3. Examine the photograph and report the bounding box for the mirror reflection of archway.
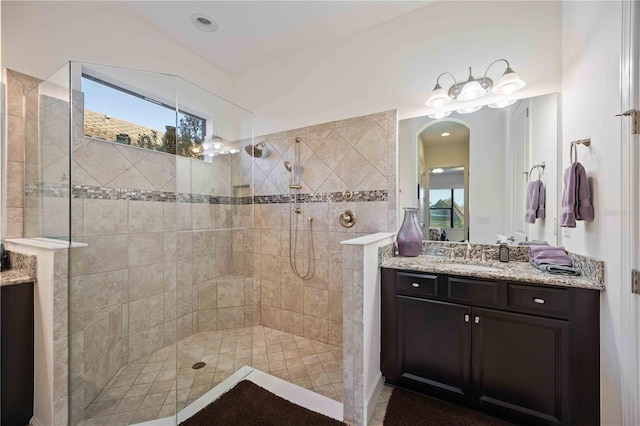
[416,120,470,242]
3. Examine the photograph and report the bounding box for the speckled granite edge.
[378,241,528,263]
[0,269,34,287]
[568,252,604,285]
[379,241,605,289]
[8,251,37,279]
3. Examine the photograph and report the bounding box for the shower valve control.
[339,210,356,228]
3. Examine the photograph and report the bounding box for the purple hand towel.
[574,162,594,220]
[525,180,546,224]
[561,162,593,227]
[529,245,573,266]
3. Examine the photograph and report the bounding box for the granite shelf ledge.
[380,254,605,291]
[0,269,34,287]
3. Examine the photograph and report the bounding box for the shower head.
[244,143,268,158]
[284,161,293,172]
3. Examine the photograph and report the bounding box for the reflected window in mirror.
[429,188,465,229]
[81,74,207,159]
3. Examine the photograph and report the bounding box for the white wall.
[561,2,623,424]
[1,1,233,101]
[234,1,562,136]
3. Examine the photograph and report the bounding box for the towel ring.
[528,163,545,181]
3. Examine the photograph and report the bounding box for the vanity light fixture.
[456,105,483,115]
[425,59,526,107]
[488,99,517,109]
[427,111,452,120]
[431,168,444,174]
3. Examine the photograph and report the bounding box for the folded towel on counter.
[561,162,594,227]
[518,240,549,246]
[525,180,546,223]
[530,260,580,276]
[529,245,573,266]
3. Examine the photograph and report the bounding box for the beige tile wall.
[4,70,41,239]
[239,110,397,347]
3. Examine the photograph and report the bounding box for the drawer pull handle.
[411,283,420,288]
[533,298,545,304]
[474,316,480,324]
[464,314,469,323]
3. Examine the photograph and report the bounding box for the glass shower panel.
[61,62,254,425]
[26,63,72,241]
[172,77,254,422]
[68,63,179,425]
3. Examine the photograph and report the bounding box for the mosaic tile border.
[25,183,387,205]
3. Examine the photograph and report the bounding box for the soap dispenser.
[499,243,509,263]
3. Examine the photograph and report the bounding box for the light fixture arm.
[434,72,458,89]
[483,58,511,79]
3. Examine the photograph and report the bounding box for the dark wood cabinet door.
[1,282,35,426]
[398,296,472,401]
[472,307,569,425]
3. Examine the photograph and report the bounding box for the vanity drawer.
[448,277,498,306]
[397,272,438,298]
[508,284,569,317]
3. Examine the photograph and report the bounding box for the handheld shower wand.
[286,137,314,280]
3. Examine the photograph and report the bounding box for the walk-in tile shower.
[19,60,397,425]
[29,62,266,425]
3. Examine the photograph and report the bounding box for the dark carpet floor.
[383,387,515,426]
[179,380,346,426]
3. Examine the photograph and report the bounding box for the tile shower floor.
[83,325,344,425]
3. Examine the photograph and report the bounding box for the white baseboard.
[364,372,385,424]
[131,366,344,425]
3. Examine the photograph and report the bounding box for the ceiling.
[127,1,432,74]
[419,121,470,148]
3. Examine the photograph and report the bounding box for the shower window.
[81,73,206,159]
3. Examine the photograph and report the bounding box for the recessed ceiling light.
[191,13,218,33]
[441,132,450,137]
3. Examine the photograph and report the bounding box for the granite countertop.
[380,254,605,291]
[0,269,35,287]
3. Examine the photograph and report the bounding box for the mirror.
[399,93,559,245]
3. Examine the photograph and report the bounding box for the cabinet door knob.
[464,314,470,323]
[474,316,480,324]
[411,283,420,288]
[533,298,545,304]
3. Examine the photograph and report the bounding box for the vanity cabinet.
[381,268,600,426]
[1,281,35,426]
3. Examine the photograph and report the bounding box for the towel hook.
[570,137,591,164]
[528,162,546,181]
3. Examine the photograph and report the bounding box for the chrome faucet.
[481,247,490,262]
[444,247,456,260]
[464,240,472,260]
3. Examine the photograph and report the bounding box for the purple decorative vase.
[397,207,423,257]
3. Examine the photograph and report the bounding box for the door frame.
[620,0,640,423]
